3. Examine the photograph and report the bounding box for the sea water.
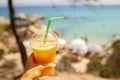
[0,6,120,44]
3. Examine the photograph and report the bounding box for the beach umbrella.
[88,44,103,53]
[58,38,67,49]
[71,39,88,55]
[58,38,67,46]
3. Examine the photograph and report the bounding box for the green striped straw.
[43,17,64,44]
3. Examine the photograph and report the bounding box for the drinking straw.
[44,17,64,44]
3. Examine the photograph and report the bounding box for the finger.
[25,53,36,71]
[24,65,42,80]
[26,65,43,74]
[43,63,56,68]
[33,77,39,80]
[28,53,36,65]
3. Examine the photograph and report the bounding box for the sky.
[0,0,120,7]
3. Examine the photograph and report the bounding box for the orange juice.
[32,42,57,76]
[30,31,57,77]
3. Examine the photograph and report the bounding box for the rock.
[17,13,45,23]
[34,21,43,28]
[17,27,26,33]
[17,13,28,20]
[0,32,16,53]
[29,24,46,32]
[29,15,39,22]
[52,29,62,37]
[0,42,8,53]
[16,13,32,26]
[29,25,39,32]
[72,58,90,73]
[0,16,9,24]
[28,14,45,22]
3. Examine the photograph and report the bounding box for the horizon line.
[1,4,120,8]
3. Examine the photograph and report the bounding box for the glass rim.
[31,30,57,39]
[30,31,58,45]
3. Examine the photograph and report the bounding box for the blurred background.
[0,0,120,80]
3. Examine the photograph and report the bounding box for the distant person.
[20,53,55,80]
[112,34,117,42]
[69,38,88,60]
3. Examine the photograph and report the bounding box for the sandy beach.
[0,53,112,80]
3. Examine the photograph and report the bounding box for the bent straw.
[44,17,64,44]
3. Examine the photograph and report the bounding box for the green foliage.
[111,39,120,50]
[100,61,117,78]
[87,58,103,72]
[62,55,72,67]
[88,40,120,78]
[56,55,75,72]
[100,40,120,78]
[0,24,10,32]
[2,60,16,69]
[0,48,5,58]
[8,47,19,53]
[0,24,29,32]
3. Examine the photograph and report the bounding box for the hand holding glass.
[30,31,57,77]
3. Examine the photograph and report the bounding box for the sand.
[0,53,113,80]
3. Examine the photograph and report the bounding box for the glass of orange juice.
[30,31,57,77]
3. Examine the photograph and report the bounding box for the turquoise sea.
[0,6,120,44]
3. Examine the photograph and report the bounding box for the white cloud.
[0,0,69,7]
[100,0,120,5]
[0,0,7,7]
[0,0,120,7]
